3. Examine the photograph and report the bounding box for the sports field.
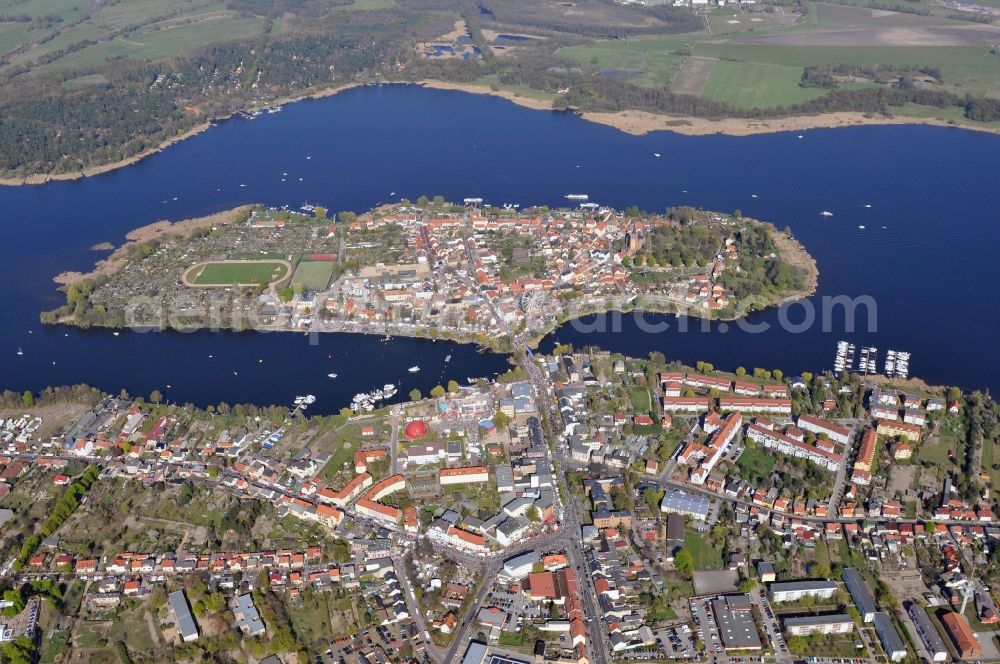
[291,261,335,292]
[183,260,291,287]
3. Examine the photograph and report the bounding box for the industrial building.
[712,595,763,651]
[660,489,710,521]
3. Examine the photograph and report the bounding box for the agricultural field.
[557,1,1000,112]
[330,0,397,11]
[291,260,336,292]
[700,60,829,109]
[0,0,265,74]
[703,6,799,36]
[558,40,685,89]
[185,260,291,287]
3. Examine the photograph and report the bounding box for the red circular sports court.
[404,420,428,439]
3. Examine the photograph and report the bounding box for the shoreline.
[53,206,252,286]
[417,81,1000,138]
[48,205,817,349]
[0,82,366,188]
[0,122,213,187]
[3,81,1000,186]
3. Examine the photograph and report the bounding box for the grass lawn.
[700,60,827,109]
[704,7,794,36]
[811,540,832,574]
[190,260,289,286]
[736,446,776,483]
[291,260,335,291]
[472,78,556,102]
[30,9,264,74]
[38,630,70,664]
[287,592,333,650]
[61,74,111,90]
[318,418,375,481]
[689,43,1000,98]
[330,0,396,11]
[106,607,158,654]
[557,40,684,89]
[789,634,865,658]
[684,531,723,571]
[630,387,652,413]
[917,433,962,478]
[74,622,109,649]
[558,27,1000,113]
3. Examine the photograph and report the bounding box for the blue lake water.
[2,84,999,410]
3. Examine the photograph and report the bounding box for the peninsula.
[42,199,816,350]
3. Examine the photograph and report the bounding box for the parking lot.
[655,624,699,659]
[325,620,427,663]
[751,587,788,657]
[690,597,725,658]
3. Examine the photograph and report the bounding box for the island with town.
[42,199,817,349]
[2,342,1000,664]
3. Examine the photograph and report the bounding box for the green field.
[700,60,828,109]
[558,20,1000,113]
[286,592,333,650]
[330,0,397,10]
[917,416,964,470]
[189,261,289,286]
[736,446,776,484]
[0,0,265,74]
[291,260,336,292]
[684,531,723,570]
[690,43,1000,98]
[558,40,684,89]
[630,387,652,413]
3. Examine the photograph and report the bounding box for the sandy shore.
[4,79,998,186]
[578,108,1000,137]
[54,206,251,285]
[415,80,556,112]
[418,81,1000,138]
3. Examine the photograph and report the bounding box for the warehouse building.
[660,489,710,521]
[712,595,763,651]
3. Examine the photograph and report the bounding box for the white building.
[770,580,838,603]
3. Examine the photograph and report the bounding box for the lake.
[3,84,999,411]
